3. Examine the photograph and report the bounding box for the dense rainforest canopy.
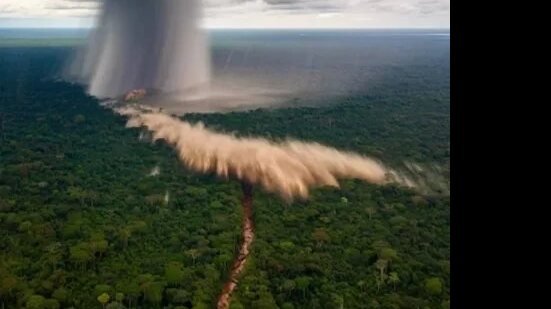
[0,46,449,309]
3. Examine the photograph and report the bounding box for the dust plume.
[65,0,210,100]
[118,107,406,201]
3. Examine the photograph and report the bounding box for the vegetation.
[0,44,449,309]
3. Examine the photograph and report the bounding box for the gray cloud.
[262,0,342,12]
[0,0,449,28]
[3,0,450,16]
[45,3,98,11]
[204,0,449,15]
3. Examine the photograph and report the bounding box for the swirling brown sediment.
[122,109,393,201]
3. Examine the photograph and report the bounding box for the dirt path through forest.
[217,182,255,309]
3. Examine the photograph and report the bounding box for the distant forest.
[0,45,449,309]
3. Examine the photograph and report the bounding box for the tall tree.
[375,259,389,293]
[388,272,400,290]
[97,293,110,309]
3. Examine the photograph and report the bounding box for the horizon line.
[0,26,450,31]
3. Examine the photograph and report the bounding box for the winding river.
[217,182,255,309]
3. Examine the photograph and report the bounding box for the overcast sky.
[0,0,450,29]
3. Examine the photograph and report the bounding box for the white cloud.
[316,13,344,18]
[0,0,449,28]
[0,0,98,18]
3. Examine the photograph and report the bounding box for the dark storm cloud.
[66,0,210,99]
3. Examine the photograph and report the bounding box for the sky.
[0,0,450,29]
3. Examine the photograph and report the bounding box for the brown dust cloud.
[116,106,411,201]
